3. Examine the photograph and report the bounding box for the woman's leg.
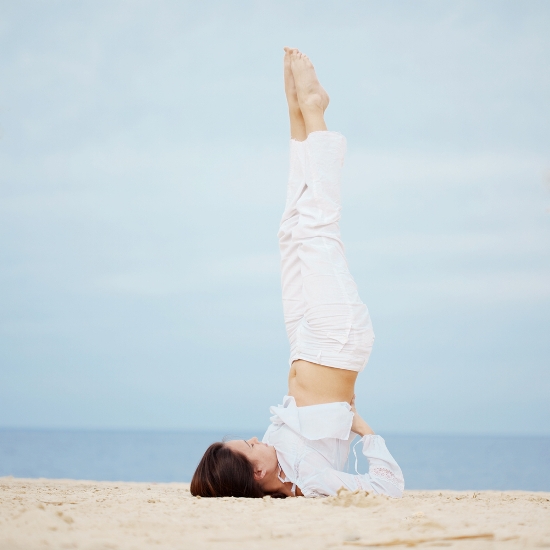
[279,141,306,347]
[290,50,329,136]
[287,51,375,406]
[279,49,307,348]
[284,48,307,142]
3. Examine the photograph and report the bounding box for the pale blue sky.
[1,0,549,434]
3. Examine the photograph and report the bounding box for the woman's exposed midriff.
[288,359,357,407]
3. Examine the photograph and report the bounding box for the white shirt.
[262,396,404,498]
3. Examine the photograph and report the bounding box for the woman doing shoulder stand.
[191,48,404,499]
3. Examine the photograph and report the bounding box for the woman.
[191,48,404,499]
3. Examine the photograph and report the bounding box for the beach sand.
[1,477,549,549]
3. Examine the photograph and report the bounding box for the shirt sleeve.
[300,435,404,498]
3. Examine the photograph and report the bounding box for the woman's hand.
[350,395,375,437]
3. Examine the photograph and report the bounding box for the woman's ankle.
[289,108,307,141]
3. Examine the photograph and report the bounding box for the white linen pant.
[278,131,375,373]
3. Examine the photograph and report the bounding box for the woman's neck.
[262,466,298,497]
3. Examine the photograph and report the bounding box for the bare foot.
[284,47,307,140]
[289,50,330,114]
[283,47,300,115]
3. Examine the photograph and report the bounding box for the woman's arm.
[350,399,404,494]
[299,398,403,498]
[301,434,404,498]
[350,395,375,436]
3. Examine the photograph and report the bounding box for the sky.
[1,0,549,435]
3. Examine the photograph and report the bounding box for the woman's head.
[190,437,281,498]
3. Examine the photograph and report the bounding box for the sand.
[1,477,549,549]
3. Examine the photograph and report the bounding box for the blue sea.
[1,430,548,491]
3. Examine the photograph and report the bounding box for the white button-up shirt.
[262,396,404,498]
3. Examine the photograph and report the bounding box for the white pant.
[278,131,375,373]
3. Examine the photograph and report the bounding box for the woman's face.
[225,437,278,482]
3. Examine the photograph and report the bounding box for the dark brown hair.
[190,442,286,498]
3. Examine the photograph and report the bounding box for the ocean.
[1,429,548,491]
